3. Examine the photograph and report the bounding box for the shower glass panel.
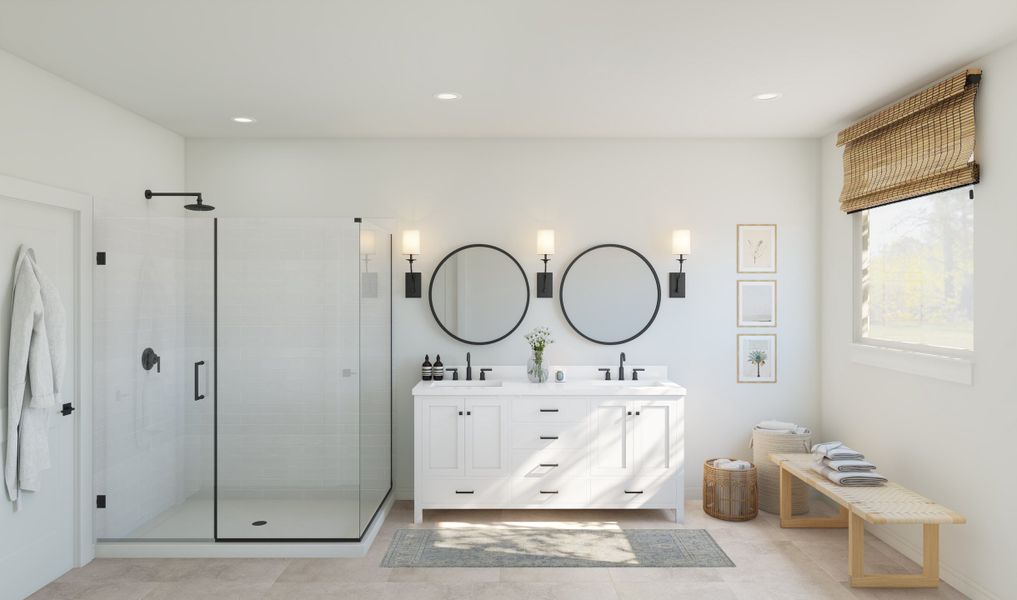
[358,223,391,533]
[216,218,367,540]
[93,217,215,541]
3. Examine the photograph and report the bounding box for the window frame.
[851,189,975,363]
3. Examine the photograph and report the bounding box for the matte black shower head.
[145,189,215,212]
[184,199,215,211]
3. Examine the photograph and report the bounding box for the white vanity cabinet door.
[465,398,510,477]
[589,399,634,477]
[632,400,681,476]
[420,398,466,477]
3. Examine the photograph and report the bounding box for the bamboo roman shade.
[836,69,981,213]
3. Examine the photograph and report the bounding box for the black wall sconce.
[402,230,422,298]
[669,229,690,298]
[536,229,555,298]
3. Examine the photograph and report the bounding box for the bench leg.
[778,465,848,528]
[848,513,940,588]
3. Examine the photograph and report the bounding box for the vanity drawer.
[416,478,510,504]
[512,477,589,506]
[510,449,589,479]
[511,421,589,450]
[511,397,588,423]
[589,476,677,507]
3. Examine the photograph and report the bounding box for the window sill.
[849,343,972,385]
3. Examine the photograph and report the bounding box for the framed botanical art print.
[737,334,776,383]
[737,280,776,327]
[737,224,777,273]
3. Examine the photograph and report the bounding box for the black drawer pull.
[539,490,559,494]
[539,436,559,440]
[538,463,559,468]
[624,490,644,494]
[454,490,474,494]
[539,409,559,413]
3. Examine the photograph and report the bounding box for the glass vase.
[527,350,549,383]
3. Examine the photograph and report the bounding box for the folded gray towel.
[823,458,877,472]
[811,441,864,461]
[811,464,886,486]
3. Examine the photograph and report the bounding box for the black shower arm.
[145,190,202,200]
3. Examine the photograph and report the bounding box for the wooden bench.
[769,453,965,589]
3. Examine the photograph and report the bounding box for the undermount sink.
[430,380,503,388]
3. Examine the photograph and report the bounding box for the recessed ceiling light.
[433,92,462,101]
[232,116,256,123]
[753,92,783,101]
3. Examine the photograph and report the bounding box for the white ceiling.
[1,1,1015,138]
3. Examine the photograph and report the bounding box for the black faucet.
[466,352,472,381]
[618,352,626,381]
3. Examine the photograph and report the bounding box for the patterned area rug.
[381,528,734,568]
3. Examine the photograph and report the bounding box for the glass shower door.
[358,223,392,534]
[215,218,361,540]
[93,217,215,541]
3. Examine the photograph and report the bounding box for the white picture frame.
[738,334,776,383]
[737,224,777,273]
[737,280,776,327]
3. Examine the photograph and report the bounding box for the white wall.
[819,41,1017,600]
[0,49,184,217]
[186,138,822,500]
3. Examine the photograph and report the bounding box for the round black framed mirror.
[428,244,531,345]
[559,244,661,345]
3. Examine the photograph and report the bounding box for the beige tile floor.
[30,500,969,600]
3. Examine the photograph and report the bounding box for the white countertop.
[412,379,686,396]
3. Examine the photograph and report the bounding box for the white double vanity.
[412,367,686,524]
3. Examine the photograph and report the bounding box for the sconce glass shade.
[360,230,376,255]
[537,229,556,255]
[402,230,421,255]
[672,229,691,256]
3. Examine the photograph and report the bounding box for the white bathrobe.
[5,246,66,508]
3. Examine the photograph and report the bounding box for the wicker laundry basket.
[703,459,758,521]
[752,427,812,515]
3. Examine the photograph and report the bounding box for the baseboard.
[871,526,1000,600]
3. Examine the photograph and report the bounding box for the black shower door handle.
[194,361,205,401]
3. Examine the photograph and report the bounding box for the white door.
[589,399,632,477]
[632,400,678,476]
[464,398,508,477]
[420,398,465,477]
[0,181,88,600]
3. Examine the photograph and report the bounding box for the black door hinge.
[60,402,75,416]
[96,252,106,265]
[96,495,106,509]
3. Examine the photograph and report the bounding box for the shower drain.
[251,520,267,527]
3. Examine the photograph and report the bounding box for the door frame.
[0,173,94,567]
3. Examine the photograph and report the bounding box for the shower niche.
[93,217,392,543]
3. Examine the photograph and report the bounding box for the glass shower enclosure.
[93,217,391,542]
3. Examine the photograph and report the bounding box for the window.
[859,186,973,352]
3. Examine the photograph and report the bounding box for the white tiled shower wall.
[216,219,361,497]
